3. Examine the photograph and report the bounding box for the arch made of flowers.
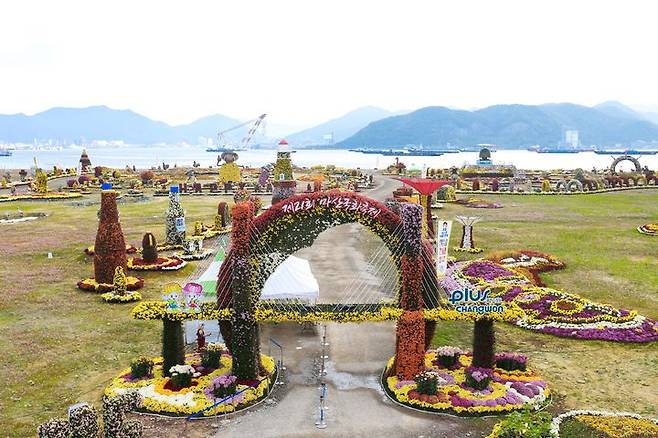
[611,155,641,174]
[217,191,432,380]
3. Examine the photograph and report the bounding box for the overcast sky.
[1,0,657,128]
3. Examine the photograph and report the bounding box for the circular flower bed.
[637,223,658,236]
[77,276,144,293]
[175,249,214,261]
[551,410,658,438]
[84,244,138,256]
[104,352,277,417]
[383,350,548,416]
[127,256,187,271]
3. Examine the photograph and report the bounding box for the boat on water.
[536,148,580,153]
[0,150,12,157]
[349,148,444,156]
[594,149,658,155]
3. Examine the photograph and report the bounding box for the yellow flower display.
[104,353,277,417]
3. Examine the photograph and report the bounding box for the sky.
[1,0,658,130]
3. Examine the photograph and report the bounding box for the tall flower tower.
[271,139,297,205]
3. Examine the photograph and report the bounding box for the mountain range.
[286,106,400,146]
[2,102,658,148]
[337,102,658,148]
[0,106,240,144]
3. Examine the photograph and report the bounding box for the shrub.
[414,370,439,396]
[139,170,155,184]
[201,343,224,369]
[37,418,70,438]
[130,356,154,378]
[120,420,143,438]
[495,409,552,438]
[435,346,462,368]
[69,404,99,438]
[495,353,527,372]
[141,232,158,263]
[102,392,143,438]
[465,366,492,390]
[210,374,237,399]
[169,364,196,388]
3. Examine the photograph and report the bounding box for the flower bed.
[130,300,524,323]
[0,192,82,203]
[383,350,549,416]
[84,244,138,256]
[127,256,187,271]
[101,291,142,303]
[439,257,658,343]
[453,246,483,254]
[455,197,503,208]
[175,249,214,261]
[637,223,658,236]
[551,410,658,438]
[104,352,277,416]
[77,276,144,293]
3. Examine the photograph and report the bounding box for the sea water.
[2,146,657,171]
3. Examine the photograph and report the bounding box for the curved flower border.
[78,276,144,293]
[549,410,658,438]
[383,351,549,417]
[127,256,187,271]
[104,353,277,417]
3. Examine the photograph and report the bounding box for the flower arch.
[217,191,431,380]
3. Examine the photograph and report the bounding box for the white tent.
[261,256,319,303]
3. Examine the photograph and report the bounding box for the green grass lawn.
[431,190,658,419]
[0,189,657,436]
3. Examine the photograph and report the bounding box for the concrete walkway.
[209,177,488,437]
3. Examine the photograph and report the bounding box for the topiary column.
[226,201,261,380]
[164,186,185,246]
[472,318,495,368]
[162,319,185,377]
[394,203,425,379]
[94,190,127,284]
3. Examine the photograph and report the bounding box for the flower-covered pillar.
[164,186,186,246]
[271,140,297,205]
[394,203,425,380]
[94,188,128,284]
[228,201,261,380]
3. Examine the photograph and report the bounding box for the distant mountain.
[338,103,658,148]
[286,106,397,146]
[0,106,241,144]
[594,101,645,120]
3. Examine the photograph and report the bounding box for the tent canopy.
[261,255,319,302]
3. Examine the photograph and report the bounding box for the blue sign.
[448,287,503,314]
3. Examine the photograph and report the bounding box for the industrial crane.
[206,113,267,152]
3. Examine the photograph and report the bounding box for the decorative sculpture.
[454,216,483,253]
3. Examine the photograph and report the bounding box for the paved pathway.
[208,177,488,437]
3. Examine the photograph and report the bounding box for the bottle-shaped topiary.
[94,190,128,284]
[141,233,158,263]
[164,186,185,246]
[112,267,127,295]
